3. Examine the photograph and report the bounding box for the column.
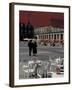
[63,34,64,40]
[56,34,57,42]
[59,34,61,43]
[53,34,54,41]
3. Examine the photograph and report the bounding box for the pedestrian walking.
[32,39,37,56]
[28,40,33,56]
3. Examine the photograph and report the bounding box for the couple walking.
[28,39,37,56]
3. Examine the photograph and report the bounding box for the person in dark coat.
[28,40,33,56]
[33,39,37,56]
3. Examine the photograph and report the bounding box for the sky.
[19,11,64,28]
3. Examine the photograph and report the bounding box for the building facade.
[34,26,64,46]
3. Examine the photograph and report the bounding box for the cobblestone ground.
[19,41,64,79]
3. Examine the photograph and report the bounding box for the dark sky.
[19,11,64,28]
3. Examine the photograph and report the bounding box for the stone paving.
[19,41,64,79]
